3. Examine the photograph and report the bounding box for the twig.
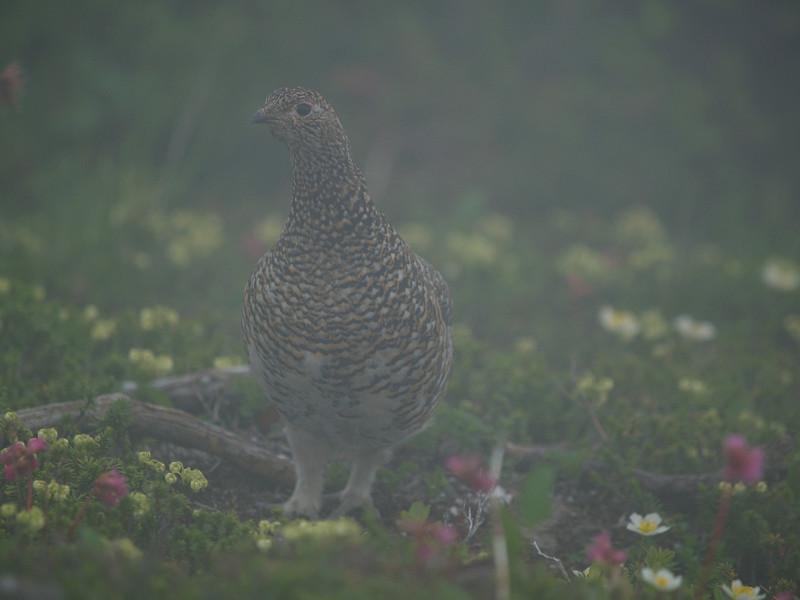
[552,355,609,443]
[531,540,570,582]
[462,493,490,543]
[489,440,509,600]
[694,484,732,600]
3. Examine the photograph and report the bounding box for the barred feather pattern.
[242,87,453,517]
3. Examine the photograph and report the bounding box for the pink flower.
[445,454,497,493]
[93,469,129,507]
[430,523,459,545]
[774,593,793,600]
[28,438,47,452]
[398,517,458,566]
[566,272,595,300]
[239,234,266,262]
[586,531,627,565]
[723,434,764,484]
[2,439,47,481]
[0,61,25,109]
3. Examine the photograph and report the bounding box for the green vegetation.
[1,1,799,597]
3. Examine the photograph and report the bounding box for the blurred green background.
[2,0,799,317]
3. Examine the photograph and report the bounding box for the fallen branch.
[12,394,295,486]
[122,365,252,417]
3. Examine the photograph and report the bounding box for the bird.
[242,87,453,518]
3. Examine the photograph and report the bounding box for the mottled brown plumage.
[242,87,453,517]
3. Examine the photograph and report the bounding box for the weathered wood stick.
[12,393,295,486]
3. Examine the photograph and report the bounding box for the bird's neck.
[285,154,382,239]
[288,140,359,194]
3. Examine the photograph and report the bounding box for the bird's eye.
[296,103,312,116]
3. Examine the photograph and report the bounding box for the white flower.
[572,566,592,578]
[598,306,641,340]
[761,258,800,291]
[641,567,683,592]
[721,579,766,600]
[626,512,670,536]
[674,314,716,342]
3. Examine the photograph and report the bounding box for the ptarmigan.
[242,87,453,517]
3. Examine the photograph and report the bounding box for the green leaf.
[518,465,554,527]
[404,501,430,522]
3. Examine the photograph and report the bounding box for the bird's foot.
[280,492,321,520]
[328,490,380,520]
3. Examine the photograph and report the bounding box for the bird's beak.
[252,107,273,124]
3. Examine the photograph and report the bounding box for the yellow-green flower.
[479,214,514,244]
[128,348,174,377]
[106,537,143,561]
[514,337,537,354]
[641,567,682,591]
[577,372,614,407]
[139,306,179,330]
[615,206,667,244]
[446,231,499,267]
[257,520,278,536]
[721,579,766,600]
[678,377,711,395]
[16,506,45,532]
[213,355,241,369]
[181,468,208,492]
[557,245,613,281]
[157,211,223,267]
[37,428,59,445]
[48,481,70,502]
[1,503,17,517]
[91,318,117,341]
[626,512,670,536]
[128,491,150,517]
[256,537,273,552]
[281,518,362,544]
[73,433,97,447]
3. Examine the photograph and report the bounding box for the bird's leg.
[282,425,330,518]
[331,447,392,517]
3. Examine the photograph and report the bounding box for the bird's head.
[253,87,351,159]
